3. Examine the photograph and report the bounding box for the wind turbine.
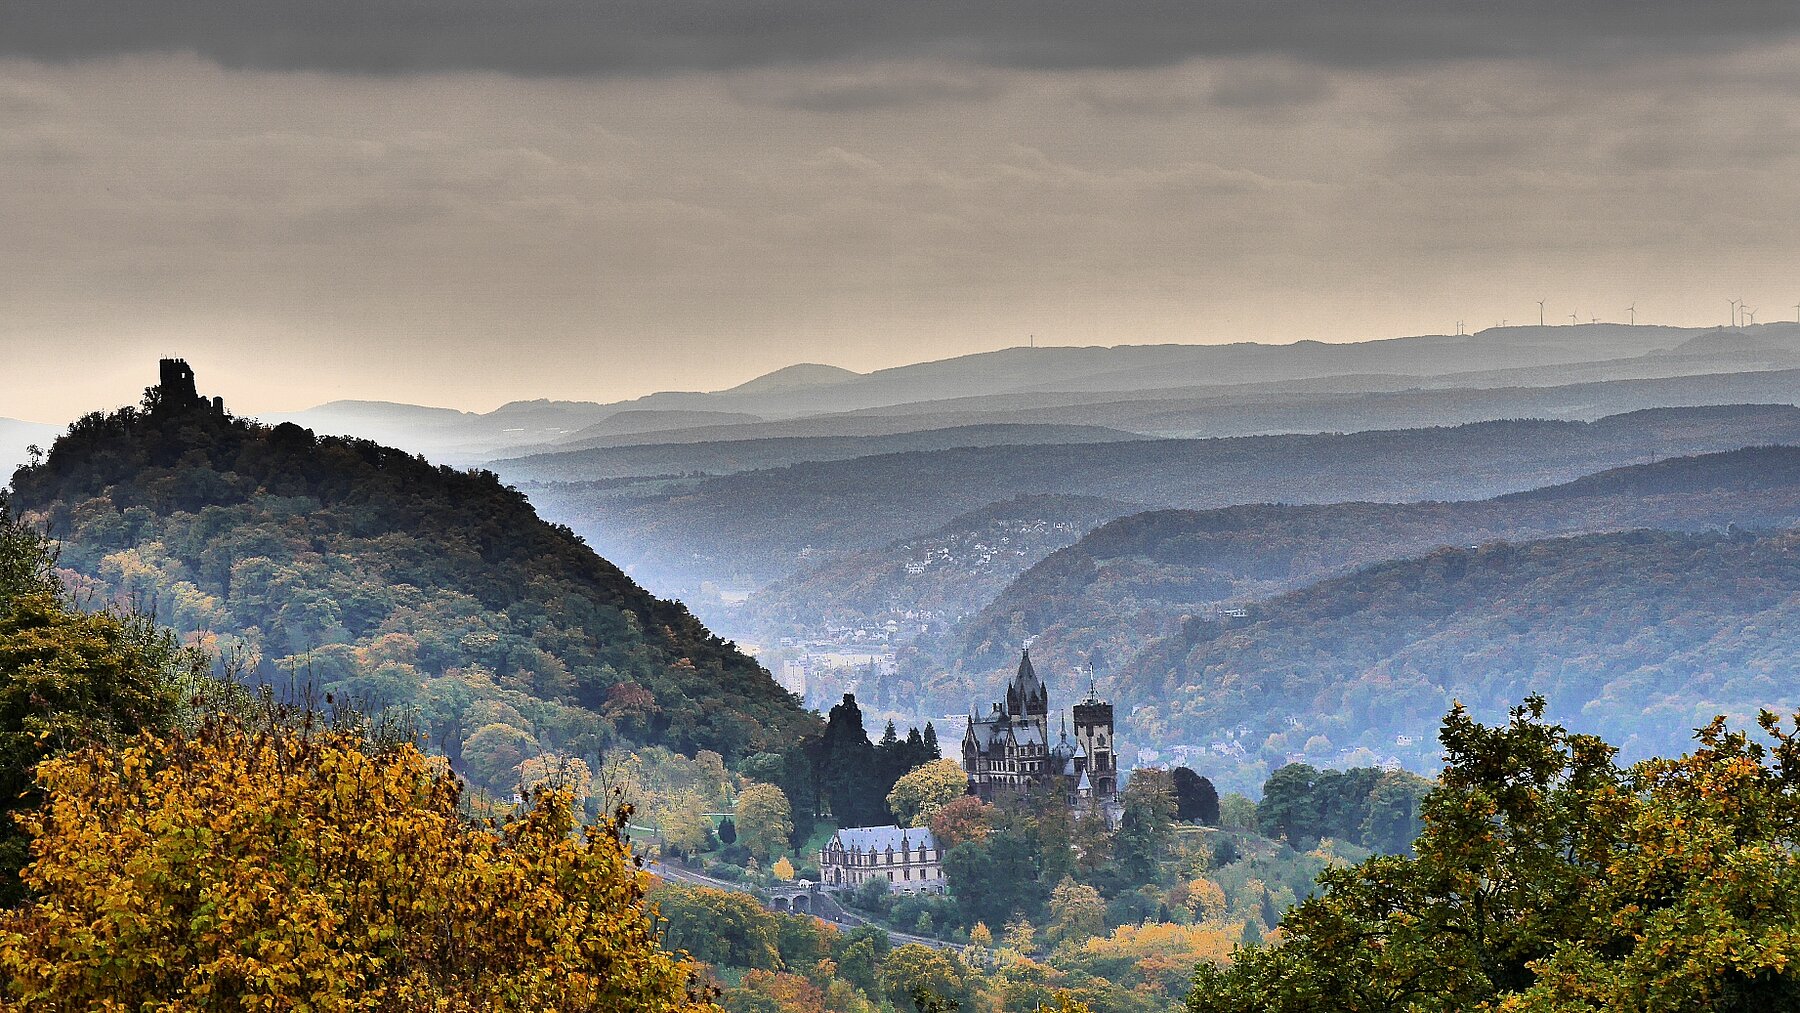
[1626,304,1636,325]
[1537,299,1546,326]
[1456,320,1465,336]
[1738,297,1747,327]
[1745,307,1757,326]
[1570,313,1578,325]
[1730,298,1740,327]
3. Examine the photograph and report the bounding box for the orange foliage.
[0,715,718,1012]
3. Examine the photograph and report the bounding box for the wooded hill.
[952,444,1800,679]
[5,367,818,788]
[1119,527,1800,775]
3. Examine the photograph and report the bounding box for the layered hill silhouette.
[264,324,1800,465]
[1114,527,1800,783]
[951,445,1800,679]
[545,404,1800,601]
[6,362,816,779]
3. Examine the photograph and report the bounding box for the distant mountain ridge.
[533,403,1800,602]
[947,443,1800,682]
[490,423,1146,484]
[264,324,1800,463]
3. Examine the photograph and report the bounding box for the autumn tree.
[657,884,784,971]
[1190,697,1800,1012]
[0,504,198,904]
[661,792,717,856]
[929,795,994,848]
[878,944,973,1012]
[723,970,824,1013]
[736,782,795,860]
[887,758,968,828]
[1046,877,1106,946]
[0,713,716,1011]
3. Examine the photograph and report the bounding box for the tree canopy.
[0,712,716,1011]
[1190,698,1800,1012]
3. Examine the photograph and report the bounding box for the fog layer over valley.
[205,323,1800,795]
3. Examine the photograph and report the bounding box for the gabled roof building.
[819,825,945,894]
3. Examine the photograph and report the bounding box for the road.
[645,859,964,953]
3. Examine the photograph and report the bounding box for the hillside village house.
[819,825,945,895]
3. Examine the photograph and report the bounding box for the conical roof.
[1007,649,1047,715]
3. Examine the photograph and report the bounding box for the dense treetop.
[6,371,818,782]
[1190,699,1800,1011]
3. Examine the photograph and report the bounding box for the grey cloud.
[731,66,1004,111]
[1208,63,1333,108]
[1076,61,1333,118]
[4,2,1799,78]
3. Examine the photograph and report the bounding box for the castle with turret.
[961,649,1118,810]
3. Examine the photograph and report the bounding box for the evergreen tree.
[905,726,927,768]
[717,817,737,845]
[923,722,940,759]
[813,694,886,827]
[1171,767,1221,824]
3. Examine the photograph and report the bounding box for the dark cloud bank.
[7,1,1799,76]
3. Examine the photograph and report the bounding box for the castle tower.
[1005,649,1049,739]
[152,358,220,415]
[1072,680,1116,801]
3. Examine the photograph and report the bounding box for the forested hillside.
[1118,528,1800,781]
[740,494,1138,648]
[953,445,1800,678]
[539,405,1800,600]
[5,368,818,791]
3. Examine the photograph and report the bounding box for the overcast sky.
[3,2,1799,421]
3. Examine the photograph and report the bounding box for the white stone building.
[818,825,946,895]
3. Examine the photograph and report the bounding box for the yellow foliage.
[772,856,796,880]
[519,752,595,801]
[1037,992,1098,1013]
[885,758,969,828]
[1080,921,1239,969]
[0,715,719,1012]
[1184,877,1227,919]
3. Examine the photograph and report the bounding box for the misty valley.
[10,1,1800,1002]
[8,325,1800,1010]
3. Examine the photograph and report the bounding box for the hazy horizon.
[0,319,1786,425]
[4,2,1799,420]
